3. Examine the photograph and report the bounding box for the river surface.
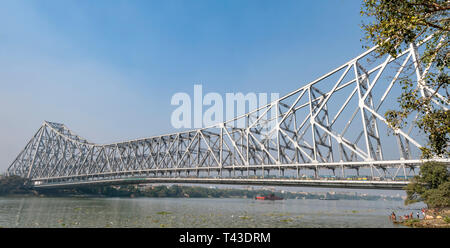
[0,197,425,228]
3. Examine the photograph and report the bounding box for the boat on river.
[255,193,283,201]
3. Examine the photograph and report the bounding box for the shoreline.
[394,218,450,228]
[0,194,402,201]
[0,183,405,201]
[392,208,450,228]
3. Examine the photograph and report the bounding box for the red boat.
[255,193,283,200]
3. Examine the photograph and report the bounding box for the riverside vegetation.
[400,161,450,227]
[360,0,449,228]
[0,175,400,201]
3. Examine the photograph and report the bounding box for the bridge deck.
[33,177,409,190]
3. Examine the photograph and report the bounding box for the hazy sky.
[0,0,384,172]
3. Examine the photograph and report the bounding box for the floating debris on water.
[156,211,172,215]
[280,218,293,223]
[239,216,251,220]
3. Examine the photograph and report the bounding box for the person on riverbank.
[416,212,420,219]
[421,208,427,219]
[390,212,396,221]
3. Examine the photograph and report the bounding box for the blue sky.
[0,0,370,171]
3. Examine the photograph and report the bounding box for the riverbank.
[3,183,403,201]
[393,208,450,228]
[0,175,404,200]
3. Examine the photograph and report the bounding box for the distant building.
[137,184,152,190]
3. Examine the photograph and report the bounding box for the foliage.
[0,175,33,195]
[405,161,450,207]
[4,182,391,200]
[444,215,450,223]
[361,0,449,158]
[422,181,450,207]
[39,185,140,197]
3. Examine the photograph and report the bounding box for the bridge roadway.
[32,176,409,190]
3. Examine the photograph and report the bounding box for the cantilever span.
[7,36,449,189]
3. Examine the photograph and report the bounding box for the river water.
[0,196,425,228]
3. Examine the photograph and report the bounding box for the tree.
[361,0,449,158]
[0,175,32,195]
[405,161,450,207]
[361,0,449,208]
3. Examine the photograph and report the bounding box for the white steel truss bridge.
[6,36,449,190]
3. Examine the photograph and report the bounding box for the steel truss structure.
[6,36,449,188]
